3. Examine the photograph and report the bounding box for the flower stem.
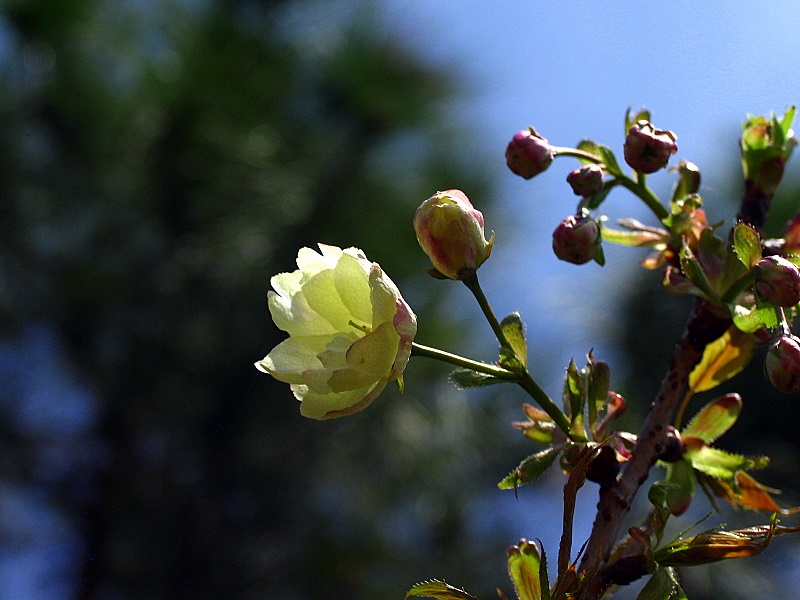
[410,342,517,379]
[461,272,576,439]
[616,175,669,221]
[552,146,605,164]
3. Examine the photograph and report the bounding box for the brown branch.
[577,172,776,598]
[577,301,729,598]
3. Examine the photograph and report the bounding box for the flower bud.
[754,255,800,307]
[566,164,604,197]
[505,128,554,179]
[623,120,678,174]
[413,189,494,280]
[764,334,800,394]
[552,214,602,265]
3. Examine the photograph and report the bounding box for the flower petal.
[255,335,331,383]
[326,321,398,392]
[333,250,372,326]
[296,380,387,420]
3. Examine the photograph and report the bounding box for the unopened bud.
[659,426,685,463]
[505,128,554,179]
[552,214,602,265]
[586,445,620,485]
[754,255,800,307]
[567,164,604,197]
[413,189,494,280]
[764,334,800,394]
[623,120,678,174]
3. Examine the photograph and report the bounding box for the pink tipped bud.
[567,164,604,197]
[623,121,678,174]
[552,214,602,265]
[413,189,494,280]
[754,255,800,307]
[505,128,554,179]
[765,334,800,393]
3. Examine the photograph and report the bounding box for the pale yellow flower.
[256,244,417,419]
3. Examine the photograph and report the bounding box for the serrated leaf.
[501,312,527,367]
[498,447,560,491]
[685,445,752,485]
[688,326,757,393]
[636,567,687,600]
[732,302,779,333]
[406,580,480,600]
[507,540,542,600]
[450,369,507,389]
[664,460,695,517]
[682,394,742,443]
[499,346,524,371]
[732,222,762,267]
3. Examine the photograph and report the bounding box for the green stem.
[462,272,515,352]
[461,272,577,439]
[616,175,669,221]
[410,342,517,379]
[552,146,604,164]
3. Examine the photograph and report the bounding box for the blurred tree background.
[0,0,523,597]
[2,1,800,599]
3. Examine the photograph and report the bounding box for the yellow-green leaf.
[406,580,480,600]
[688,326,757,393]
[507,539,542,600]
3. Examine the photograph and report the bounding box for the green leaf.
[597,145,623,177]
[600,224,666,247]
[732,301,779,333]
[688,326,757,393]
[450,369,506,389]
[626,106,651,136]
[501,312,527,367]
[686,445,753,486]
[499,346,524,371]
[576,139,602,164]
[732,222,762,267]
[562,359,582,418]
[406,580,480,600]
[648,481,677,543]
[498,447,560,491]
[664,460,695,517]
[680,242,719,302]
[507,540,542,600]
[636,567,688,600]
[682,394,742,443]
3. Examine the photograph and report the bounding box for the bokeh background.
[2,1,800,598]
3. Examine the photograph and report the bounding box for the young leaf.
[499,346,524,372]
[732,302,779,333]
[688,326,757,393]
[681,394,742,443]
[450,369,507,389]
[702,471,800,515]
[664,459,695,516]
[680,242,719,302]
[648,481,677,543]
[636,567,688,600]
[562,359,583,423]
[685,445,753,486]
[498,447,560,491]
[501,312,528,367]
[732,222,762,267]
[507,539,542,600]
[406,580,480,600]
[596,145,623,177]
